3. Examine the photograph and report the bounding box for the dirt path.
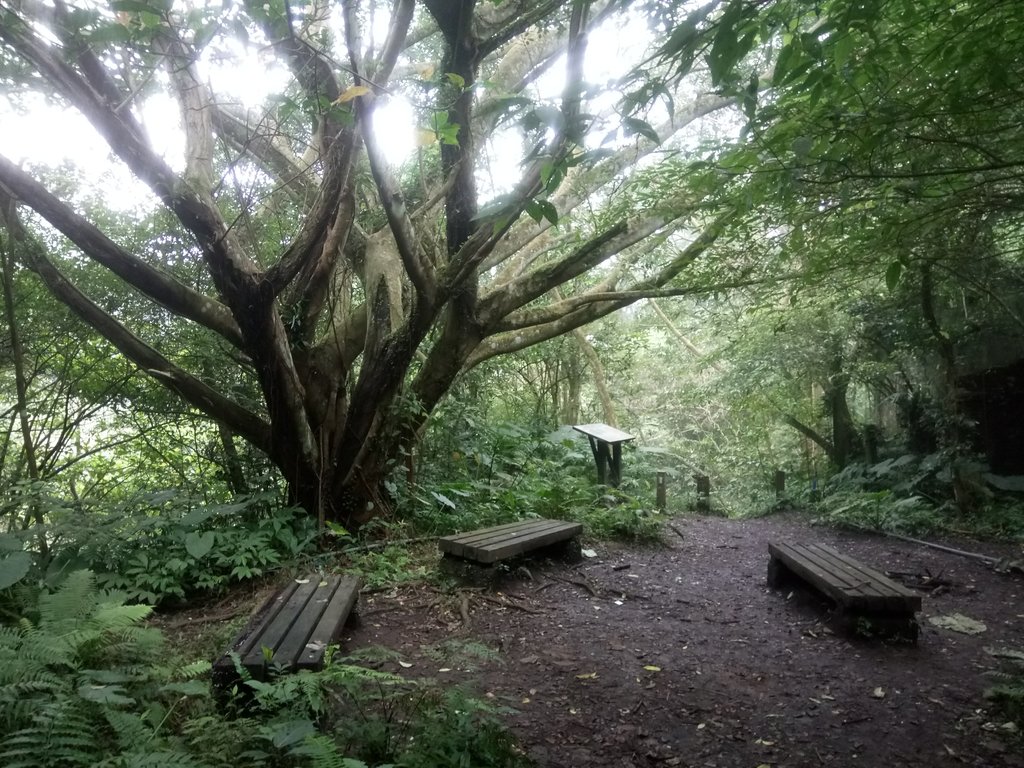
[348,513,1024,768]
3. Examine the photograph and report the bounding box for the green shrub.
[985,648,1024,726]
[46,492,318,604]
[1,573,529,768]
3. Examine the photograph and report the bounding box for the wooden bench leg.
[766,557,793,588]
[835,607,919,643]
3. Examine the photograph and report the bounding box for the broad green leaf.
[431,491,456,509]
[0,551,32,590]
[622,117,660,144]
[184,530,216,559]
[78,683,135,706]
[110,0,168,14]
[884,261,903,291]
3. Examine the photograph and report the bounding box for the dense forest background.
[0,0,1023,764]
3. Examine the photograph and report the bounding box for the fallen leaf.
[643,665,661,672]
[438,668,451,673]
[929,613,987,635]
[576,672,598,679]
[871,687,885,699]
[582,548,598,558]
[697,723,705,730]
[398,661,413,668]
[294,578,310,584]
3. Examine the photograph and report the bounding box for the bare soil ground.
[346,513,1024,768]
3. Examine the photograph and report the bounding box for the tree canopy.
[1,0,1023,529]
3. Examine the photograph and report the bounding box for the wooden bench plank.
[795,546,906,612]
[777,543,906,609]
[242,578,320,669]
[768,542,920,613]
[445,520,572,552]
[439,519,582,564]
[816,545,922,609]
[440,519,568,549]
[214,573,361,693]
[298,574,361,668]
[475,522,582,563]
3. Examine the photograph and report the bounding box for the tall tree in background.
[0,0,734,526]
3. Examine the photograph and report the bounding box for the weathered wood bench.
[212,573,360,696]
[767,542,921,641]
[439,519,583,565]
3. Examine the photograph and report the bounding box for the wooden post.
[656,472,667,511]
[595,440,610,485]
[610,442,623,487]
[774,470,786,498]
[573,424,635,489]
[695,473,710,513]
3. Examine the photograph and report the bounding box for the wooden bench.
[439,519,583,564]
[767,542,921,640]
[212,573,360,695]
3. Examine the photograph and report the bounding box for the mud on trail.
[348,513,1024,768]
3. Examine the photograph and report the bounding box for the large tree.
[0,0,735,526]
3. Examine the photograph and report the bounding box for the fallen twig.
[884,532,999,564]
[668,523,686,541]
[476,593,545,614]
[555,575,599,597]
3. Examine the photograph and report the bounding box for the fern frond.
[38,571,98,626]
[179,660,212,679]
[103,708,154,751]
[290,732,363,768]
[89,603,154,629]
[108,751,209,768]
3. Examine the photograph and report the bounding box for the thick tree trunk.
[824,360,859,468]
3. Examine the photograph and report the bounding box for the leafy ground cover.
[335,513,1024,767]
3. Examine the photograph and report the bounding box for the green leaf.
[82,23,133,44]
[78,683,135,706]
[184,531,215,559]
[445,72,466,89]
[707,1,746,85]
[431,491,456,509]
[525,199,559,227]
[110,0,168,14]
[0,551,32,590]
[621,117,661,144]
[833,32,855,71]
[268,719,316,748]
[884,261,903,291]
